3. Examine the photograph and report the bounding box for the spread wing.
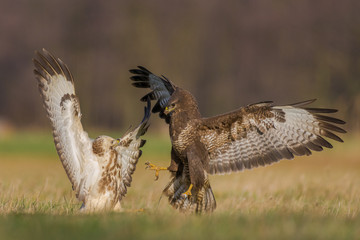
[130,66,176,122]
[198,100,346,175]
[116,98,151,200]
[33,49,92,193]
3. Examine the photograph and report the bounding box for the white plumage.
[33,49,150,212]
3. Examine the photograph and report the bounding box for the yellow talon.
[182,184,193,197]
[145,161,167,180]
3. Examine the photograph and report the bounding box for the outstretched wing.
[198,100,346,175]
[130,66,176,122]
[33,49,92,193]
[116,98,151,200]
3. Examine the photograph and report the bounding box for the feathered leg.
[163,173,216,213]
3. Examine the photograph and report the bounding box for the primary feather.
[130,66,346,214]
[34,50,150,212]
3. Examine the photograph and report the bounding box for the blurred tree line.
[0,0,359,132]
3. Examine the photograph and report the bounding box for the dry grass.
[0,132,359,239]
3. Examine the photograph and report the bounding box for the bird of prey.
[130,66,346,214]
[33,49,150,212]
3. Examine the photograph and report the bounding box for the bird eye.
[171,103,175,107]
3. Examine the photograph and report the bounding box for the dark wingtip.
[305,108,338,113]
[138,66,151,73]
[314,136,333,148]
[248,101,274,107]
[129,66,152,75]
[289,99,317,107]
[132,82,151,88]
[322,129,344,142]
[129,69,144,75]
[319,122,347,134]
[314,114,346,125]
[140,96,151,124]
[135,96,152,138]
[130,66,176,124]
[140,139,146,148]
[140,92,156,102]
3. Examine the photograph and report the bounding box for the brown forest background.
[0,0,360,132]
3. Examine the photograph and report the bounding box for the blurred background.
[0,0,359,135]
[0,1,360,231]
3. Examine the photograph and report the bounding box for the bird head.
[92,136,120,156]
[111,138,121,148]
[163,88,201,118]
[164,101,178,115]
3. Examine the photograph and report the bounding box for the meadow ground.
[0,131,359,239]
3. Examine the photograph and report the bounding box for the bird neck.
[170,109,201,130]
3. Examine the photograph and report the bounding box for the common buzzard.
[130,66,346,214]
[33,49,150,212]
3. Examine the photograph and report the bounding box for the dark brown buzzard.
[130,66,346,214]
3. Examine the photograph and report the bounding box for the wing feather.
[116,98,151,199]
[33,49,92,193]
[130,66,176,123]
[199,100,346,175]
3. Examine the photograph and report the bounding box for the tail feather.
[163,174,216,214]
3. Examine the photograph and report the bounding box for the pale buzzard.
[130,66,346,214]
[33,49,150,212]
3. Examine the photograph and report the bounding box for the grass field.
[0,131,359,239]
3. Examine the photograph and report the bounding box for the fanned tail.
[162,174,216,214]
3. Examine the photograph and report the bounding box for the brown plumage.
[130,66,346,214]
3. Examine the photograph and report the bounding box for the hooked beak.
[113,139,121,147]
[164,106,175,115]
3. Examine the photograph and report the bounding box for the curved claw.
[181,184,193,198]
[145,161,167,181]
